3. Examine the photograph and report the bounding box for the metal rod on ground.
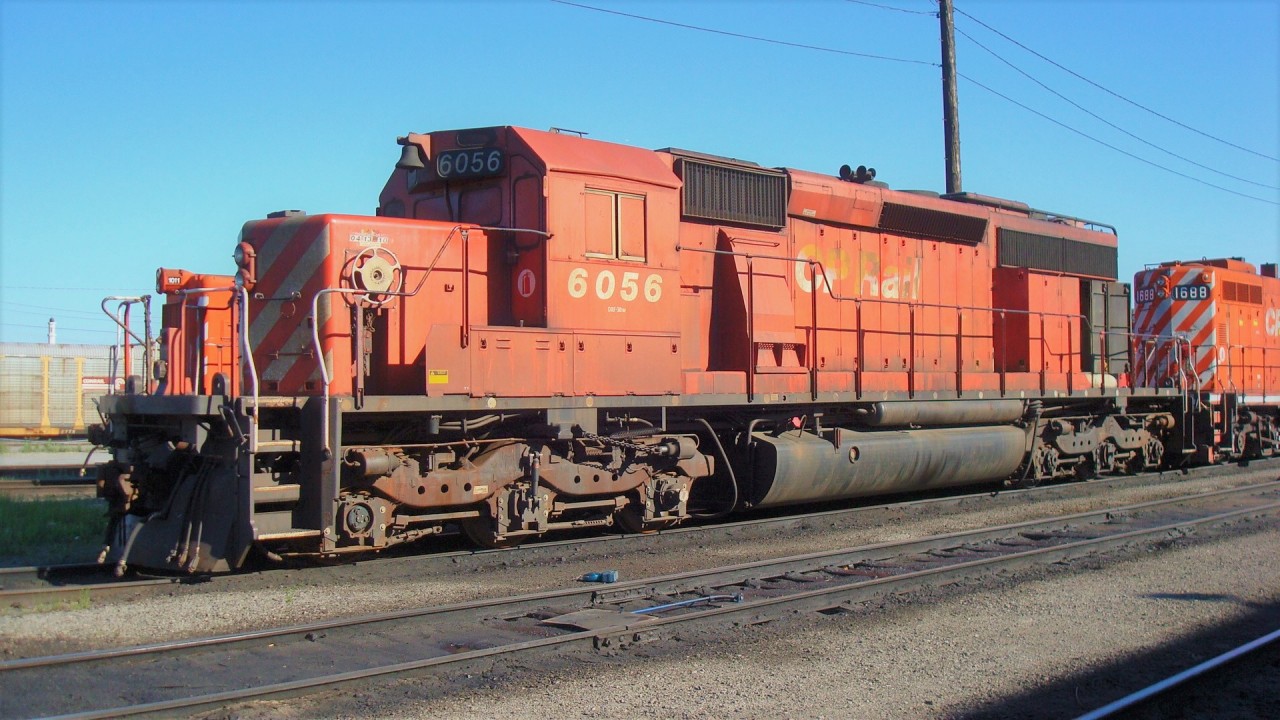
[1074,627,1280,720]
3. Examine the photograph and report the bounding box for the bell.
[395,138,425,171]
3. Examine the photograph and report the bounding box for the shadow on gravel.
[1139,592,1269,608]
[954,599,1280,720]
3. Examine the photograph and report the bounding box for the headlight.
[233,241,254,268]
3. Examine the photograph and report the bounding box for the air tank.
[857,399,1025,427]
[747,425,1027,508]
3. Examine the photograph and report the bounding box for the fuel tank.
[748,426,1027,508]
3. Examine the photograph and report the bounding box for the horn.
[395,137,425,171]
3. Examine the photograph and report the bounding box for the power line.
[953,4,1280,163]
[958,72,1280,206]
[3,285,138,292]
[2,308,103,322]
[2,302,104,318]
[550,1,938,67]
[956,27,1279,191]
[844,0,934,16]
[0,322,117,334]
[553,0,1280,206]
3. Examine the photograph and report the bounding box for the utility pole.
[939,0,962,194]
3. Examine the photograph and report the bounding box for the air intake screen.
[1223,281,1263,305]
[677,159,787,229]
[998,228,1118,279]
[877,203,988,244]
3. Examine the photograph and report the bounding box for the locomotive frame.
[90,127,1279,572]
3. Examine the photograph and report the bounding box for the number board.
[436,148,505,180]
[1135,284,1210,303]
[1170,284,1210,302]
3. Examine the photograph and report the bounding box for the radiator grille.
[997,228,1118,279]
[1223,280,1263,305]
[677,159,787,229]
[877,202,988,244]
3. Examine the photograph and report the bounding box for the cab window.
[584,188,646,262]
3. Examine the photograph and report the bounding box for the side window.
[583,188,647,262]
[618,193,646,261]
[584,190,615,256]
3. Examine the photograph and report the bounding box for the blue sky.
[2,0,1277,345]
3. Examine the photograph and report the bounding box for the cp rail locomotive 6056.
[91,126,1280,572]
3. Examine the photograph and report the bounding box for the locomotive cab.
[377,126,685,398]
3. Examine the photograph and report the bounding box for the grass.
[0,496,108,567]
[0,440,94,455]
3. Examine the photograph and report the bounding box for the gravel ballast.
[229,519,1280,719]
[1,467,1276,657]
[2,466,1278,718]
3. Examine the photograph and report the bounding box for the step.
[255,439,300,453]
[252,509,305,537]
[253,483,301,505]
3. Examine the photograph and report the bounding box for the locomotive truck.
[90,126,1279,572]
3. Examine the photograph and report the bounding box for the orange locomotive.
[91,127,1270,572]
[1132,257,1280,461]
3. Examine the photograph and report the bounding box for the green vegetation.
[0,440,94,455]
[25,589,94,615]
[0,496,107,567]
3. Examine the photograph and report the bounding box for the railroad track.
[0,478,97,500]
[3,480,1278,719]
[0,564,184,607]
[0,461,99,499]
[4,457,1275,609]
[0,461,99,483]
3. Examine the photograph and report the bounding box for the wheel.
[1145,437,1165,469]
[1015,445,1057,487]
[459,517,526,549]
[614,504,657,535]
[1094,441,1117,475]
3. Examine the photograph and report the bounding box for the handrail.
[237,287,260,432]
[294,223,552,455]
[100,295,152,395]
[676,242,1266,408]
[678,243,1094,399]
[174,287,236,396]
[430,224,552,348]
[677,244,1091,325]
